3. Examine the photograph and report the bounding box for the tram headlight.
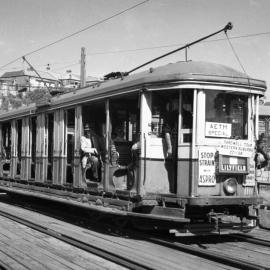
[223,178,237,195]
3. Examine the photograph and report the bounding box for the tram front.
[138,61,266,233]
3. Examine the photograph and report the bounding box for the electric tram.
[0,60,266,234]
[0,23,267,234]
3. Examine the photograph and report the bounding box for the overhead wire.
[225,32,248,75]
[0,0,150,71]
[48,30,270,73]
[1,17,270,73]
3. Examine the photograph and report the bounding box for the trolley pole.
[127,22,233,74]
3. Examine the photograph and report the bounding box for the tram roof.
[0,61,267,120]
[119,60,266,89]
[76,61,266,97]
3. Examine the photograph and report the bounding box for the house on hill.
[0,68,60,95]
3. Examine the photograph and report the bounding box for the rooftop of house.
[1,69,59,81]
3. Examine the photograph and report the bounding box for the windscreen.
[205,91,248,139]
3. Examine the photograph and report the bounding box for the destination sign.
[218,155,249,174]
[221,164,247,172]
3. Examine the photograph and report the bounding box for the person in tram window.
[80,123,104,181]
[163,98,178,158]
[109,131,120,165]
[255,139,269,169]
[113,126,126,142]
[128,133,141,169]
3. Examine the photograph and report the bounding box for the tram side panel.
[73,105,83,187]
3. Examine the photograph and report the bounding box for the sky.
[0,0,270,97]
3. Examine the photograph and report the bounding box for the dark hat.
[84,123,91,131]
[84,122,95,131]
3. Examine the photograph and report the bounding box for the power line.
[0,0,150,71]
[85,31,270,56]
[47,30,270,73]
[2,24,270,74]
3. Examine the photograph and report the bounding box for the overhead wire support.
[126,22,233,75]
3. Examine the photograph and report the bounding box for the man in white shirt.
[80,123,100,181]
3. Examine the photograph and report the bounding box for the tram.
[0,59,266,234]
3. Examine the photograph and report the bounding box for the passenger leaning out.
[80,123,102,182]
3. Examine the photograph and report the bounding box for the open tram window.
[1,122,11,173]
[81,102,106,182]
[46,113,54,181]
[180,90,193,143]
[151,91,179,139]
[205,92,248,139]
[16,119,22,176]
[30,117,37,179]
[65,109,75,184]
[110,95,140,166]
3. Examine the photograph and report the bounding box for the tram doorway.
[81,102,106,184]
[109,94,140,192]
[145,90,193,195]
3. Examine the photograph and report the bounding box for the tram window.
[205,92,248,139]
[1,122,11,160]
[110,96,139,142]
[16,119,22,175]
[181,91,193,129]
[65,109,75,184]
[16,120,22,159]
[30,117,37,179]
[151,92,178,138]
[82,103,106,161]
[46,113,54,181]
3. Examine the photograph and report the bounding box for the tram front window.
[205,92,248,139]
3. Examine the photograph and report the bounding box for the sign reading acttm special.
[205,122,231,138]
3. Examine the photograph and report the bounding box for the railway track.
[138,233,270,270]
[0,209,149,270]
[232,233,270,248]
[0,193,270,270]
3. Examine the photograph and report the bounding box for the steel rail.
[232,233,270,248]
[0,209,153,270]
[0,200,268,270]
[141,234,269,270]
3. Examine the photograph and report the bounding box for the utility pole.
[80,47,86,88]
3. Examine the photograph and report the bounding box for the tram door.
[146,91,179,194]
[177,90,193,196]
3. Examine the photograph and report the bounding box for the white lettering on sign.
[218,139,255,157]
[221,164,247,171]
[205,122,231,138]
[198,148,216,186]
